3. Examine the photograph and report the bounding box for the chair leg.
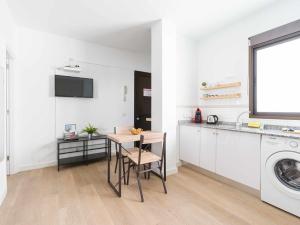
[148,163,151,179]
[159,167,167,194]
[114,152,119,173]
[136,172,144,202]
[122,157,126,184]
[143,165,147,179]
[127,161,131,185]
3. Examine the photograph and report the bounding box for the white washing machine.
[261,135,300,217]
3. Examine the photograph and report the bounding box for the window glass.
[256,37,300,113]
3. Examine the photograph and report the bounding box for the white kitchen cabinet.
[216,130,261,189]
[200,128,217,172]
[179,125,201,166]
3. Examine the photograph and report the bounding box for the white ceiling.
[7,0,278,53]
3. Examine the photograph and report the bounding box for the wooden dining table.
[106,131,166,197]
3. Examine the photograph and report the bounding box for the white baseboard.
[13,161,57,174]
[0,186,7,206]
[12,158,178,177]
[166,166,178,176]
[176,160,182,167]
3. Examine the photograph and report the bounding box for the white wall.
[151,20,177,174]
[0,0,15,206]
[176,34,199,121]
[197,0,300,126]
[12,27,150,173]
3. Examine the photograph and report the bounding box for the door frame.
[5,51,11,175]
[0,44,8,174]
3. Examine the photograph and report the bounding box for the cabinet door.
[200,128,216,172]
[179,125,200,166]
[216,130,260,189]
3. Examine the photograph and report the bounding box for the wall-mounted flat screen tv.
[55,75,93,98]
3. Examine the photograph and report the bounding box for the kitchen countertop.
[179,120,300,139]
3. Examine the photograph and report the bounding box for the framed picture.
[64,124,76,133]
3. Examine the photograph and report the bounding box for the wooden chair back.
[142,132,165,144]
[137,132,166,166]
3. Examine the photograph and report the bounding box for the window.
[249,20,300,119]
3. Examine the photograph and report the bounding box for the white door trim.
[0,45,6,163]
[5,51,10,175]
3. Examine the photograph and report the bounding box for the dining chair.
[126,132,167,202]
[114,126,139,183]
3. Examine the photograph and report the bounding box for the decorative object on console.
[64,124,78,140]
[82,123,99,139]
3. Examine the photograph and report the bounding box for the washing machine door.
[266,151,300,199]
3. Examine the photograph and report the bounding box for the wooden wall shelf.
[201,93,241,100]
[201,82,241,90]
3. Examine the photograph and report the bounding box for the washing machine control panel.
[262,135,300,153]
[289,140,299,149]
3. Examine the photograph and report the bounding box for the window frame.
[249,31,300,120]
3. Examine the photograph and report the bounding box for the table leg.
[107,139,111,182]
[105,138,108,159]
[164,147,166,181]
[107,139,122,197]
[57,143,60,171]
[118,143,122,197]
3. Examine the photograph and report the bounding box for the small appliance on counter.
[193,108,203,123]
[207,115,218,124]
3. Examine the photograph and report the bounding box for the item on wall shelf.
[201,82,207,88]
[82,123,99,140]
[200,81,241,90]
[64,124,78,140]
[201,93,241,100]
[193,108,202,123]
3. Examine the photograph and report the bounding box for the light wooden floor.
[0,160,299,225]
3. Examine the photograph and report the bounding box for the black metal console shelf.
[57,135,107,171]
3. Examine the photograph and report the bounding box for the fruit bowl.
[130,128,143,135]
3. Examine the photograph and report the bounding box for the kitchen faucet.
[236,110,250,129]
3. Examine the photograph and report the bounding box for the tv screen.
[55,75,93,98]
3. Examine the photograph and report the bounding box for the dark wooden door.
[134,71,151,131]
